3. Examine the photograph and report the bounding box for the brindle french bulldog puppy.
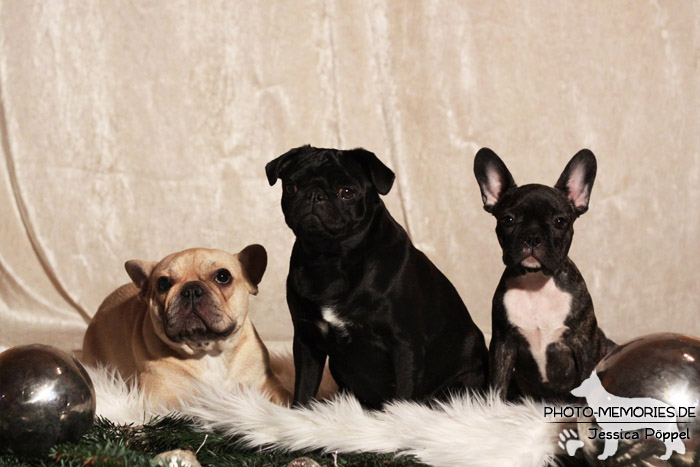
[474,148,615,401]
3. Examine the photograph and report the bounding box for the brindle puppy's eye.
[500,215,515,227]
[554,217,568,229]
[338,188,355,200]
[215,268,232,285]
[285,184,298,194]
[156,276,172,293]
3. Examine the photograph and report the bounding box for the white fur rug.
[86,362,560,467]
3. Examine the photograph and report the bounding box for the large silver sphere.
[0,344,95,456]
[578,332,700,465]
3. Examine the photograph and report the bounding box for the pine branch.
[1,415,425,467]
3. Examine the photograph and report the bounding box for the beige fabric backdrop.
[1,1,698,352]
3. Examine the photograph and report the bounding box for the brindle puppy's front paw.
[545,342,577,388]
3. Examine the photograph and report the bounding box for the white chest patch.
[502,272,572,382]
[318,306,348,336]
[201,353,229,380]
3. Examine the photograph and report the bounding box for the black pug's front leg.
[292,330,327,407]
[288,290,328,407]
[390,335,422,401]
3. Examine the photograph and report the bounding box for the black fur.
[268,145,488,409]
[474,148,615,401]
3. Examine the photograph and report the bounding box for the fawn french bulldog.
[82,246,290,407]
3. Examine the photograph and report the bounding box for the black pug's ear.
[125,260,156,291]
[265,145,311,186]
[237,244,267,295]
[347,148,395,195]
[473,148,516,213]
[555,149,597,216]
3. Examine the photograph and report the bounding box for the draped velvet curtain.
[1,1,699,351]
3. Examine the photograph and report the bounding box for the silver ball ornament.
[0,344,96,456]
[577,332,700,465]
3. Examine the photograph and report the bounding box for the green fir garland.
[0,416,426,467]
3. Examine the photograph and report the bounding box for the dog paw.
[558,429,584,456]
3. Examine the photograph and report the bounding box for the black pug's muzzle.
[284,187,348,238]
[163,281,235,343]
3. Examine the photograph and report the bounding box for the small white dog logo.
[570,370,686,460]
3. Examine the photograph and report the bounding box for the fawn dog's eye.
[157,276,172,293]
[215,269,232,285]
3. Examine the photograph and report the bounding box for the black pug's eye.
[500,215,515,227]
[215,268,232,285]
[156,276,172,293]
[554,217,568,229]
[284,184,298,194]
[338,188,355,200]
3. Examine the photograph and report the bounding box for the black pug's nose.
[524,233,542,248]
[180,282,204,302]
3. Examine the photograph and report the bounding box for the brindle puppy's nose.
[180,282,204,301]
[524,234,542,248]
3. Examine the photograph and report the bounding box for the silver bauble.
[577,332,700,465]
[0,344,96,456]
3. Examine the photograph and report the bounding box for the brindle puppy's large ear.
[265,145,311,186]
[555,149,597,217]
[125,260,156,291]
[473,148,516,213]
[347,148,395,195]
[237,244,267,295]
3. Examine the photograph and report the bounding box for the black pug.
[473,148,616,401]
[266,145,488,408]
